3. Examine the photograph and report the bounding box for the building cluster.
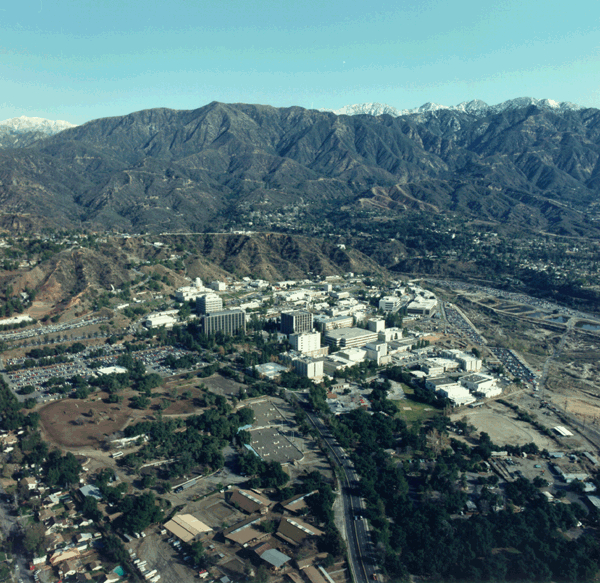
[5,467,119,583]
[418,348,502,406]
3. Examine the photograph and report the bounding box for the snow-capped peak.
[326,102,402,117]
[0,115,76,135]
[324,97,582,118]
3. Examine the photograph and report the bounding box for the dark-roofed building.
[223,516,270,547]
[277,517,324,545]
[230,489,271,514]
[281,490,317,514]
[303,566,329,583]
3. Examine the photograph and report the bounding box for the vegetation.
[325,386,600,582]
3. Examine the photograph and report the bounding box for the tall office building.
[202,310,246,335]
[290,331,321,354]
[197,293,223,315]
[280,310,313,335]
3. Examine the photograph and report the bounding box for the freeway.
[305,409,378,583]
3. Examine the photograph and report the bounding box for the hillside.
[0,102,599,235]
[0,233,383,306]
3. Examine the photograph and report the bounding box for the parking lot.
[489,347,537,386]
[2,345,196,402]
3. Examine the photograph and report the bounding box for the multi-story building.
[379,296,401,311]
[323,327,378,349]
[202,310,246,335]
[280,311,313,335]
[292,357,324,379]
[197,293,223,315]
[289,331,321,355]
[314,315,354,332]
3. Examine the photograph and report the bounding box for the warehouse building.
[229,489,272,514]
[164,514,212,543]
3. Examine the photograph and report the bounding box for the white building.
[143,310,179,329]
[324,327,378,349]
[337,348,367,363]
[367,318,385,333]
[175,278,206,302]
[379,327,403,342]
[407,298,438,316]
[425,377,461,392]
[365,341,389,365]
[379,296,401,311]
[441,350,483,372]
[289,332,326,356]
[292,357,324,379]
[197,293,223,314]
[210,281,228,292]
[314,315,354,332]
[461,374,500,397]
[437,386,477,407]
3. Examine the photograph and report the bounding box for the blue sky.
[1,0,598,124]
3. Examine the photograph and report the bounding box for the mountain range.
[323,96,582,118]
[0,116,75,149]
[0,98,599,236]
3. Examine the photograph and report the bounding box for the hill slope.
[0,102,599,235]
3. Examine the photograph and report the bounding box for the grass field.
[393,385,442,426]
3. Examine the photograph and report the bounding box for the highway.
[305,410,378,583]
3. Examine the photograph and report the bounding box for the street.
[305,410,377,583]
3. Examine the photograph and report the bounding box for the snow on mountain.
[0,115,76,135]
[328,102,403,117]
[325,97,582,118]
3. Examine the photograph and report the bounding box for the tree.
[81,496,102,522]
[22,523,47,555]
[186,540,205,565]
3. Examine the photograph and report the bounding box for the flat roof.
[325,328,377,340]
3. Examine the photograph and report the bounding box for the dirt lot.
[39,393,134,448]
[454,401,556,450]
[202,374,245,396]
[38,385,207,448]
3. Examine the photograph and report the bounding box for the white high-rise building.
[197,293,223,314]
[290,331,321,354]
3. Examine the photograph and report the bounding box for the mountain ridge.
[0,100,598,236]
[0,115,76,149]
[324,97,583,118]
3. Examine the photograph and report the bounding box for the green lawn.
[391,385,442,426]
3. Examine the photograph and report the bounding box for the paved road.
[305,410,377,583]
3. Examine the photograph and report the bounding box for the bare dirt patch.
[202,373,245,397]
[39,393,133,448]
[455,403,556,450]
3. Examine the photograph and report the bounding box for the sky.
[1,0,599,124]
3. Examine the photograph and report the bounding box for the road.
[540,317,574,398]
[305,410,377,583]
